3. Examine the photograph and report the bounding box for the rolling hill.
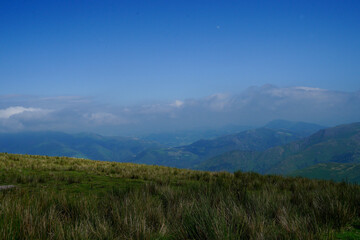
[0,120,335,173]
[0,131,160,162]
[289,162,360,183]
[197,122,360,174]
[133,122,319,168]
[180,127,302,157]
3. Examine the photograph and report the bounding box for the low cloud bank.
[1,85,359,135]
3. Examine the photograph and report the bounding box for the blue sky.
[0,1,360,134]
[1,0,360,103]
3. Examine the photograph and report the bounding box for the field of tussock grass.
[0,152,360,239]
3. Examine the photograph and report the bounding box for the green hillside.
[290,162,360,183]
[267,122,360,174]
[198,122,360,174]
[181,127,301,156]
[0,153,360,239]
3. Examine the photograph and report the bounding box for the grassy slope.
[0,153,360,239]
[289,162,360,183]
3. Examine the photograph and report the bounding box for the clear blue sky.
[1,0,360,104]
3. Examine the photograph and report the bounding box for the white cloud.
[0,106,45,119]
[293,86,326,91]
[0,85,359,134]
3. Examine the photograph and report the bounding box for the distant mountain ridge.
[179,127,301,157]
[1,120,359,183]
[264,119,326,137]
[142,125,252,147]
[0,119,339,176]
[197,122,360,175]
[132,120,324,168]
[0,131,160,162]
[131,127,302,169]
[267,122,360,174]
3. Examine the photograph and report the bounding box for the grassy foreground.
[0,153,360,239]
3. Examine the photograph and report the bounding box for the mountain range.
[132,120,324,168]
[0,120,325,169]
[2,120,360,182]
[132,127,305,168]
[198,122,360,176]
